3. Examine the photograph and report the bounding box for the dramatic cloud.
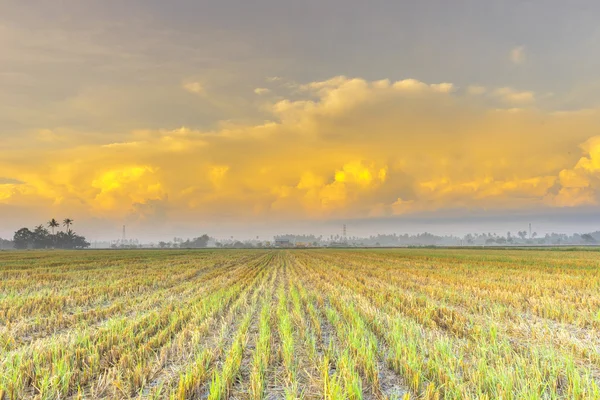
[2,76,600,233]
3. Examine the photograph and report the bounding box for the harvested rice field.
[1,249,599,399]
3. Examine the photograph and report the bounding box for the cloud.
[183,81,205,94]
[430,83,455,93]
[2,76,600,227]
[510,45,525,64]
[467,85,486,95]
[254,88,270,95]
[90,165,164,213]
[492,87,535,104]
[37,129,63,142]
[549,136,600,207]
[209,165,229,188]
[0,178,24,185]
[127,197,169,227]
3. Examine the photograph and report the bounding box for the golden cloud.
[2,76,600,225]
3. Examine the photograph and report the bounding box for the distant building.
[275,239,292,247]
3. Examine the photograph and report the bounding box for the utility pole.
[343,224,347,242]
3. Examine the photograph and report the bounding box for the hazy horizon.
[2,1,600,241]
[4,208,600,243]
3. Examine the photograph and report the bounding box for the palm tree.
[47,218,59,235]
[47,218,60,249]
[63,218,74,233]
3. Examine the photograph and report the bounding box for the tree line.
[12,218,90,249]
[159,234,210,249]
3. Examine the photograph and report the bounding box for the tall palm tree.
[47,218,59,249]
[47,218,59,235]
[63,218,74,233]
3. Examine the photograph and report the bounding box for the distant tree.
[54,230,89,249]
[0,238,14,249]
[12,223,90,250]
[47,218,59,234]
[47,218,60,248]
[158,241,167,248]
[63,218,74,233]
[70,232,90,249]
[13,228,33,249]
[581,233,596,243]
[32,225,50,248]
[55,231,69,247]
[518,231,527,240]
[178,234,210,248]
[190,234,210,248]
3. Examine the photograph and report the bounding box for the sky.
[2,0,600,241]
